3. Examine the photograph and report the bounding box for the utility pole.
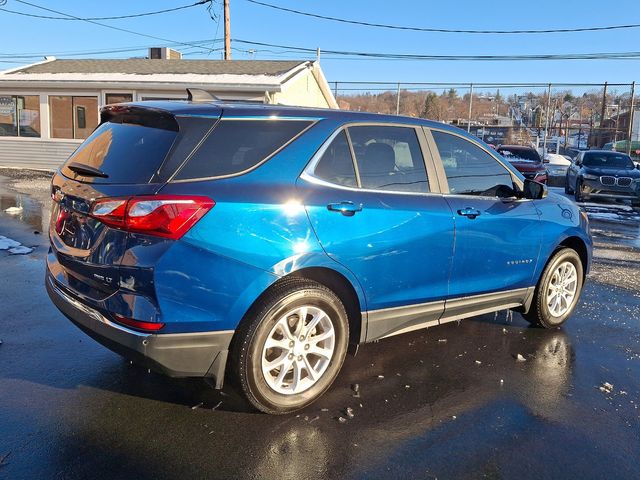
[224,0,231,60]
[396,83,401,115]
[627,81,636,155]
[599,81,608,147]
[542,84,551,157]
[467,83,473,133]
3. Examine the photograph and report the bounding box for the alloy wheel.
[261,305,336,395]
[546,261,578,317]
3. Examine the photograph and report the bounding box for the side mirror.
[522,179,548,200]
[575,159,582,166]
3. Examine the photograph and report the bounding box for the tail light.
[90,195,214,240]
[113,314,165,332]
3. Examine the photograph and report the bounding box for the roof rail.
[186,88,219,103]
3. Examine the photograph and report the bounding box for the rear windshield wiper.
[67,162,109,178]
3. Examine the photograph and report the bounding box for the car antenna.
[186,88,220,103]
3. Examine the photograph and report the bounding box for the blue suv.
[46,92,592,414]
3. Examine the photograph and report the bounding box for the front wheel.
[231,278,349,414]
[564,175,574,194]
[574,179,584,202]
[523,248,584,328]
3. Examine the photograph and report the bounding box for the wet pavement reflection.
[1,174,639,479]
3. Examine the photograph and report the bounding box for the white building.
[0,53,337,170]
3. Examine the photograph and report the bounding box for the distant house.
[0,52,337,170]
[589,107,640,149]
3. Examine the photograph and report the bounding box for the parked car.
[565,150,640,207]
[496,145,548,184]
[563,147,584,160]
[46,94,592,414]
[544,153,572,186]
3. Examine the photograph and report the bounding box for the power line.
[0,38,224,59]
[0,1,209,21]
[234,39,640,61]
[9,0,219,54]
[244,0,640,35]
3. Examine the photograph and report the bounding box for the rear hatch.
[49,104,219,323]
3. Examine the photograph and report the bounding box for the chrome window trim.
[301,122,437,196]
[300,171,443,197]
[220,115,325,121]
[169,118,317,183]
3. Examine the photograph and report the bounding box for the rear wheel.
[231,278,349,414]
[523,248,584,328]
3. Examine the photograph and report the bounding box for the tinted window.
[348,126,429,193]
[313,131,357,187]
[175,120,310,180]
[432,131,515,197]
[62,121,177,184]
[582,152,634,169]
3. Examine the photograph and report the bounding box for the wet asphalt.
[0,170,639,479]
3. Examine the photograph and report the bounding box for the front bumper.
[46,272,233,388]
[581,178,640,200]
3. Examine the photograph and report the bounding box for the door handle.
[457,207,481,219]
[327,201,362,216]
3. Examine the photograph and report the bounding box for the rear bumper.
[46,272,233,388]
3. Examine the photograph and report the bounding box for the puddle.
[0,190,50,233]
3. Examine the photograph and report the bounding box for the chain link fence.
[330,81,639,158]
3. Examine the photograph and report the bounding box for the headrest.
[360,143,396,175]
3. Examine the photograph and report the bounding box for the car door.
[298,124,455,340]
[426,128,541,316]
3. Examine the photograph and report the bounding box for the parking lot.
[1,168,639,479]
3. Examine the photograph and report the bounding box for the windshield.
[583,152,634,169]
[497,147,540,163]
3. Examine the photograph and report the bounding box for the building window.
[0,95,41,137]
[105,93,133,105]
[141,96,186,101]
[49,96,98,139]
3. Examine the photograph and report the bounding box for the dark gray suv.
[565,150,640,207]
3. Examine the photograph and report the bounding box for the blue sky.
[1,0,639,87]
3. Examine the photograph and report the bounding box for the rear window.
[497,147,540,162]
[62,121,177,184]
[174,120,311,180]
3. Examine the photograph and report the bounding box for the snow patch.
[0,235,33,254]
[4,206,23,214]
[0,236,21,250]
[9,246,34,255]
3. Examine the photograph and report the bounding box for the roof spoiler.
[186,88,220,103]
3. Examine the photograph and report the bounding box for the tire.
[574,179,584,202]
[523,248,584,328]
[564,175,574,194]
[231,278,349,414]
